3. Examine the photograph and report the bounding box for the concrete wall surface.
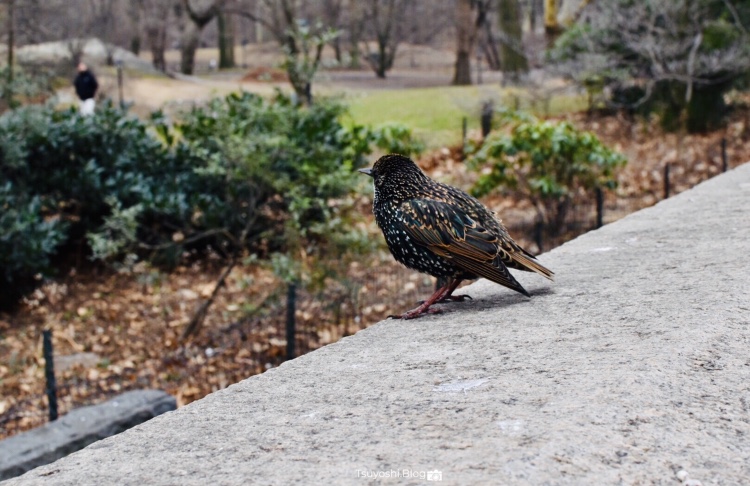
[0,390,176,481]
[4,164,749,486]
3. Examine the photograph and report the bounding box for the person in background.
[74,62,98,116]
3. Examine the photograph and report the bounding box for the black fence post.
[285,283,296,361]
[595,187,604,229]
[460,116,469,160]
[476,53,483,85]
[480,101,493,139]
[721,138,727,172]
[42,330,58,421]
[664,163,671,199]
[534,221,544,254]
[116,61,124,109]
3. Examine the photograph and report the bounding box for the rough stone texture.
[4,165,750,486]
[0,390,176,481]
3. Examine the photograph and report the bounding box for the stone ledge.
[0,390,176,481]
[4,164,749,486]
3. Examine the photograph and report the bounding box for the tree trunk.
[349,41,360,69]
[67,39,87,65]
[362,0,404,79]
[180,0,222,75]
[348,10,364,68]
[218,11,235,69]
[452,0,476,86]
[331,37,342,64]
[454,51,472,85]
[130,37,141,55]
[128,0,142,55]
[376,40,388,78]
[544,0,561,43]
[143,0,169,72]
[498,0,527,82]
[5,0,14,109]
[480,12,502,71]
[180,22,201,74]
[148,28,167,71]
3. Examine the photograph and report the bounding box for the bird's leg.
[438,278,472,303]
[391,279,455,320]
[416,278,472,304]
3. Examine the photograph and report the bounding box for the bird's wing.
[444,185,554,280]
[398,199,530,296]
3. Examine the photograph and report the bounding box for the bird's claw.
[416,294,473,305]
[440,294,472,303]
[389,307,443,320]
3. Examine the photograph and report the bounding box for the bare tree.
[479,8,501,71]
[453,0,491,85]
[360,0,409,78]
[127,0,142,54]
[320,0,344,63]
[139,0,172,71]
[553,0,750,132]
[4,0,15,108]
[544,0,560,42]
[88,0,118,65]
[497,0,528,81]
[346,1,366,68]
[13,0,44,44]
[229,0,337,102]
[180,0,224,75]
[217,9,235,68]
[404,0,454,45]
[528,0,541,33]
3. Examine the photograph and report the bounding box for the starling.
[359,154,554,319]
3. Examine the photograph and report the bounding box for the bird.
[359,154,554,320]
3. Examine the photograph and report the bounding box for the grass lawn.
[342,85,588,149]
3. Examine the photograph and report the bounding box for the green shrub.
[173,91,422,286]
[0,183,68,307]
[0,92,423,307]
[469,110,626,231]
[0,65,56,112]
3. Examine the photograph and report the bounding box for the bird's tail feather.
[510,252,555,281]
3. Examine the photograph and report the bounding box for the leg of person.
[81,98,95,116]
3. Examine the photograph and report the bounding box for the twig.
[721,0,747,35]
[181,255,238,340]
[685,33,703,103]
[181,196,259,340]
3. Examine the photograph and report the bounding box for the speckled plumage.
[360,154,553,319]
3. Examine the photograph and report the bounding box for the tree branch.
[685,32,703,103]
[183,0,224,29]
[181,193,260,340]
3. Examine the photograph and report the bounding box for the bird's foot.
[439,294,472,303]
[388,307,443,320]
[417,294,472,305]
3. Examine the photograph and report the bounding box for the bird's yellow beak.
[358,168,373,177]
